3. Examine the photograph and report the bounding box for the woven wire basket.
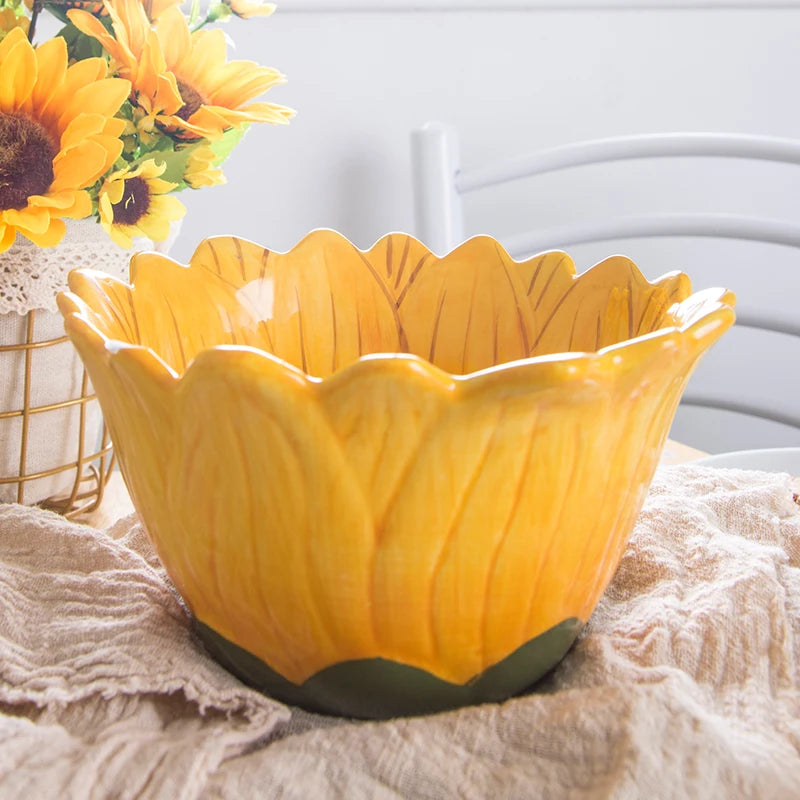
[0,308,114,518]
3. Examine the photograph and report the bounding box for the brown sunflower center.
[0,112,57,211]
[175,79,207,122]
[111,176,151,225]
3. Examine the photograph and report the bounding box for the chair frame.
[410,123,800,431]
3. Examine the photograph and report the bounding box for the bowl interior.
[80,231,694,378]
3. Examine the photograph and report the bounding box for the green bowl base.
[195,617,583,719]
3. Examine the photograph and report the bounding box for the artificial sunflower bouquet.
[0,0,293,252]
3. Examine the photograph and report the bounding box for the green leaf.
[210,124,249,167]
[55,21,105,61]
[140,147,193,192]
[44,3,75,25]
[149,135,178,153]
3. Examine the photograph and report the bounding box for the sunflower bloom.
[184,146,226,188]
[98,158,185,248]
[154,7,295,139]
[0,28,130,251]
[68,0,184,121]
[69,0,294,141]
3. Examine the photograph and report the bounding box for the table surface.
[78,438,710,530]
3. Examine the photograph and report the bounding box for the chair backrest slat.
[410,123,800,446]
[681,393,800,431]
[456,132,800,192]
[502,213,800,259]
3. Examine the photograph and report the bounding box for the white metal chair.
[410,123,800,454]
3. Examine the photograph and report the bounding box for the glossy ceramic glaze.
[58,230,736,717]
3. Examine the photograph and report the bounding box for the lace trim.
[0,220,151,315]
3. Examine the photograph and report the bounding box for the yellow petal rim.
[58,230,735,686]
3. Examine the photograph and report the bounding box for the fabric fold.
[0,504,289,800]
[0,466,798,799]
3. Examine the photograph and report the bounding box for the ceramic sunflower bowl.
[58,231,735,719]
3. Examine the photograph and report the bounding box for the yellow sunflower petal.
[26,190,77,210]
[185,29,227,72]
[185,168,224,188]
[145,177,177,194]
[135,34,180,111]
[61,190,93,219]
[3,206,51,235]
[117,162,146,180]
[0,28,36,110]
[60,56,109,93]
[58,77,130,130]
[135,216,172,242]
[105,222,135,249]
[36,56,110,133]
[181,105,231,134]
[240,101,295,122]
[155,6,191,67]
[51,140,113,191]
[208,63,285,103]
[76,1,139,73]
[152,70,183,114]
[147,194,186,222]
[0,23,23,48]
[0,25,25,65]
[104,180,125,205]
[135,160,165,179]
[218,102,295,125]
[228,0,275,18]
[111,0,152,58]
[0,223,16,252]
[29,189,91,218]
[90,133,127,167]
[66,8,117,51]
[17,217,66,248]
[24,36,66,116]
[60,113,108,149]
[98,191,115,221]
[154,113,214,140]
[191,103,290,133]
[148,0,184,19]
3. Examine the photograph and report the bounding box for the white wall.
[170,2,800,453]
[174,2,800,256]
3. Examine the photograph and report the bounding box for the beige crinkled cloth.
[0,466,799,799]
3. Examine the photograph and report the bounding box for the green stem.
[190,15,212,32]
